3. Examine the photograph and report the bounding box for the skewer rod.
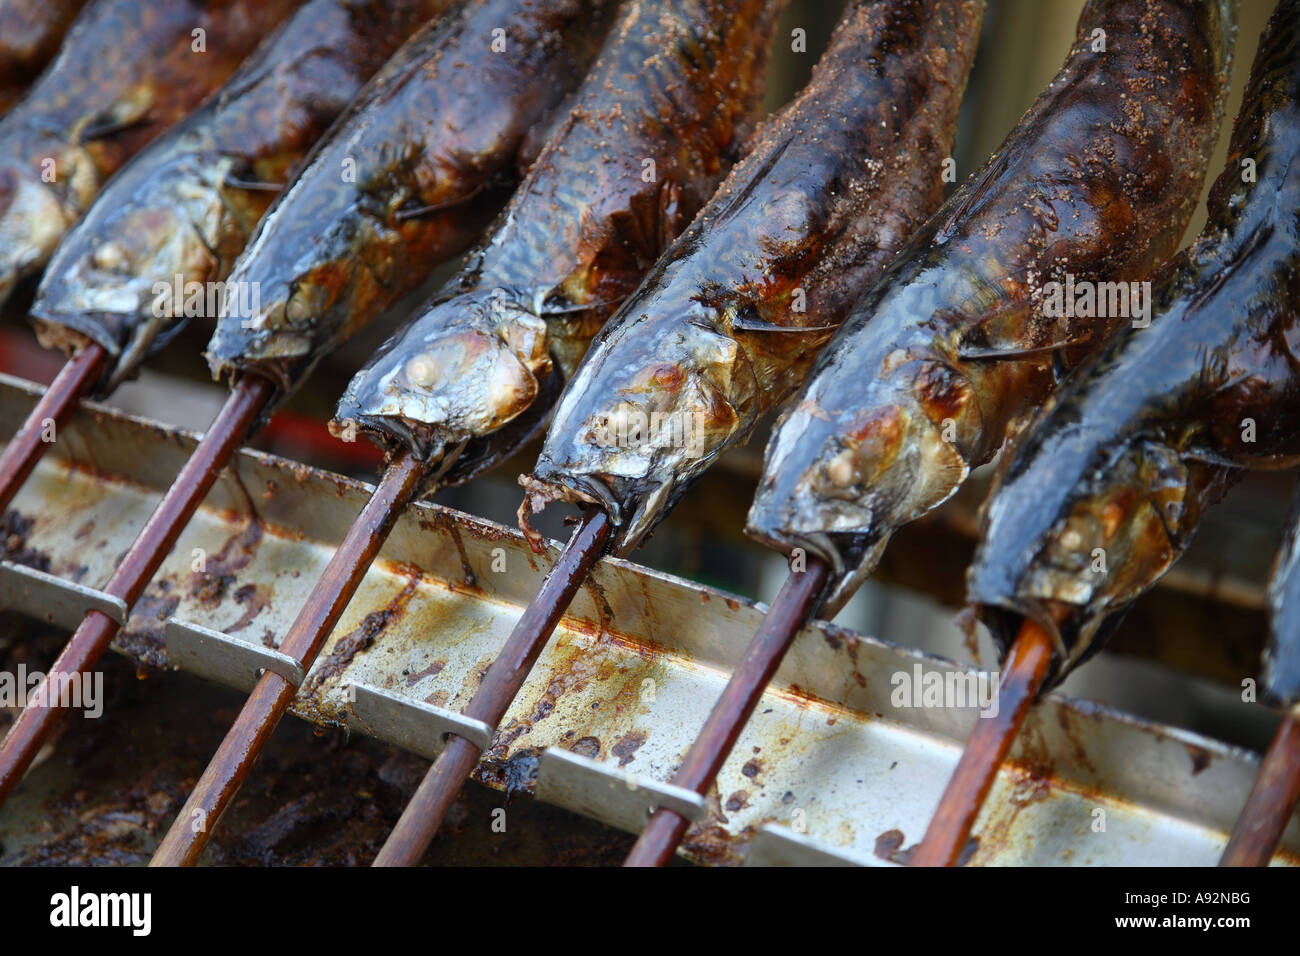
[1220,706,1300,867]
[910,617,1055,867]
[0,343,107,515]
[0,374,273,806]
[373,508,612,866]
[625,558,830,866]
[150,449,427,865]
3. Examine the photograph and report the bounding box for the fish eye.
[404,356,436,389]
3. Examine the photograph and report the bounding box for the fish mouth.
[967,435,1199,683]
[970,597,1126,690]
[204,320,310,393]
[744,504,890,617]
[30,206,224,391]
[518,467,622,555]
[337,365,564,489]
[521,465,624,526]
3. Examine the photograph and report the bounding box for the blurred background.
[0,0,1290,862]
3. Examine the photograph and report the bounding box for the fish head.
[333,286,554,473]
[32,160,228,391]
[969,420,1202,680]
[747,356,980,613]
[528,307,756,551]
[0,160,78,307]
[204,200,388,392]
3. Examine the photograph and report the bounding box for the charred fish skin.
[205,0,618,396]
[28,0,457,396]
[969,0,1300,681]
[0,0,306,308]
[333,0,786,486]
[0,0,86,115]
[523,0,986,552]
[745,0,1236,613]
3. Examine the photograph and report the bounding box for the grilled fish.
[332,0,785,488]
[205,0,617,397]
[0,0,86,116]
[746,0,1236,614]
[521,0,986,553]
[969,0,1300,682]
[0,0,306,309]
[28,0,458,395]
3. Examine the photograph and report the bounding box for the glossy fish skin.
[205,0,616,396]
[523,0,986,553]
[0,0,306,309]
[746,0,1235,613]
[969,0,1300,682]
[333,0,785,487]
[29,0,457,396]
[0,0,86,115]
[1267,493,1300,705]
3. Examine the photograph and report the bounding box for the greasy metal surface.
[165,617,304,692]
[349,682,494,757]
[535,746,707,832]
[745,823,886,866]
[0,558,124,628]
[0,374,1295,866]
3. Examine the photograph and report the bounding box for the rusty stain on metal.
[0,375,1295,865]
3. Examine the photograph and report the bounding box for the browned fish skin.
[970,0,1300,683]
[333,0,786,487]
[523,0,986,553]
[205,0,618,396]
[28,0,457,394]
[0,0,308,308]
[0,0,86,115]
[746,0,1235,613]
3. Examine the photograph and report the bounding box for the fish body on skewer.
[970,0,1300,681]
[746,0,1237,615]
[29,0,459,395]
[0,0,86,115]
[523,0,987,554]
[333,0,787,487]
[205,0,619,398]
[0,0,307,308]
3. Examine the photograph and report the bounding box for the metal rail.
[0,375,1293,865]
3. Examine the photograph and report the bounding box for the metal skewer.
[0,373,274,806]
[625,557,830,866]
[1220,705,1300,867]
[910,617,1055,867]
[149,448,428,865]
[373,508,612,866]
[0,343,106,514]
